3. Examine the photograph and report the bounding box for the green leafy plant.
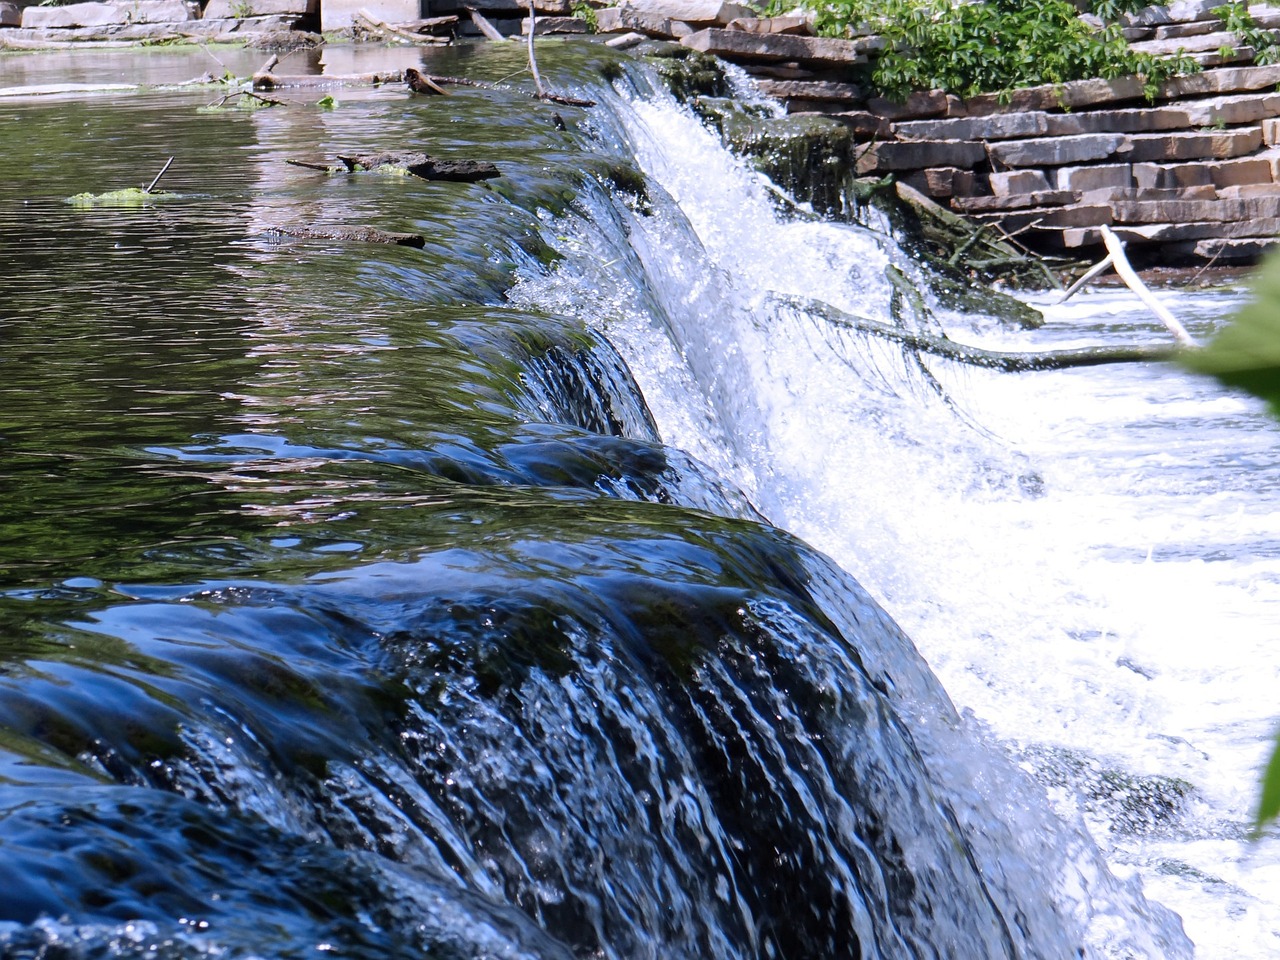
[775,0,1200,100]
[1213,2,1280,65]
[571,0,598,31]
[1181,252,1280,831]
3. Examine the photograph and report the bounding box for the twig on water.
[144,156,175,193]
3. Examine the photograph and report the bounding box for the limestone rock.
[23,0,197,28]
[990,169,1052,195]
[1124,128,1262,162]
[680,27,882,65]
[854,138,986,174]
[988,133,1131,168]
[322,0,418,29]
[1056,164,1135,192]
[724,15,810,35]
[866,89,948,120]
[754,79,863,103]
[0,2,19,25]
[522,15,589,33]
[204,0,315,17]
[595,6,676,37]
[893,111,1050,141]
[626,0,754,25]
[953,190,1079,212]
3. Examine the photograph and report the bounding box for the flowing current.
[0,40,1272,959]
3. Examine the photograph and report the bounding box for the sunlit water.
[0,39,1268,959]
[511,86,1280,958]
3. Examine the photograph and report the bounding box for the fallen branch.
[1099,225,1198,347]
[1059,253,1114,303]
[526,2,547,99]
[405,67,449,96]
[263,225,426,247]
[208,89,286,108]
[355,8,451,45]
[772,294,1183,371]
[254,71,405,90]
[466,6,513,40]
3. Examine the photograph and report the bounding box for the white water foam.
[513,87,1280,957]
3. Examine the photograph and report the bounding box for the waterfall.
[1,42,1250,960]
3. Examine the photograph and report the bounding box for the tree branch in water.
[771,294,1184,371]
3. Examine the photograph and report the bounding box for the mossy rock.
[66,188,179,208]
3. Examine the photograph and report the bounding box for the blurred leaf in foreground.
[1183,250,1280,417]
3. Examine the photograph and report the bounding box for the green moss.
[66,188,177,208]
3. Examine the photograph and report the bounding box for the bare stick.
[526,1,547,98]
[466,7,511,40]
[355,8,451,44]
[285,158,338,172]
[773,294,1184,371]
[1099,225,1197,347]
[144,156,174,194]
[1059,253,1114,303]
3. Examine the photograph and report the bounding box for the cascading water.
[0,39,1258,959]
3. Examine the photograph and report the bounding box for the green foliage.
[316,94,337,109]
[1182,251,1280,830]
[1213,2,1280,65]
[66,187,175,207]
[1184,251,1280,417]
[571,1,598,31]
[776,0,1201,100]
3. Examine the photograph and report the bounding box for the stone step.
[961,64,1280,117]
[723,15,810,35]
[952,190,1080,213]
[680,26,881,64]
[22,0,196,28]
[1128,28,1280,57]
[204,0,314,17]
[854,138,987,174]
[971,204,1114,231]
[753,78,863,104]
[622,0,754,25]
[1162,236,1277,259]
[1134,150,1280,187]
[1063,216,1280,246]
[1111,195,1280,222]
[521,15,588,33]
[988,128,1261,167]
[893,92,1280,142]
[595,6,682,36]
[1218,181,1280,196]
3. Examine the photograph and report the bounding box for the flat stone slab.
[1064,217,1280,245]
[624,0,753,24]
[23,0,196,27]
[522,15,588,33]
[855,138,986,173]
[895,92,1280,141]
[322,0,416,29]
[972,204,1114,230]
[204,0,314,16]
[1128,28,1267,57]
[595,6,676,36]
[680,26,881,65]
[724,15,809,34]
[1111,195,1280,222]
[754,79,863,102]
[1125,128,1263,161]
[866,89,949,120]
[990,168,1052,195]
[1164,236,1277,259]
[989,133,1131,167]
[1056,163,1135,192]
[953,190,1079,213]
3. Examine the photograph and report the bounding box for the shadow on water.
[0,41,1187,959]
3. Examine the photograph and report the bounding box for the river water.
[0,40,1273,958]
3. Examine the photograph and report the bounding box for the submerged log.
[335,151,502,181]
[263,225,427,247]
[405,67,449,95]
[772,294,1183,370]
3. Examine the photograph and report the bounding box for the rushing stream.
[0,39,1274,958]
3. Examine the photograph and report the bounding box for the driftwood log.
[286,152,501,182]
[264,225,426,247]
[772,293,1183,371]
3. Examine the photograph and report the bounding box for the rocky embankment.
[594,0,1280,266]
[7,0,1280,264]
